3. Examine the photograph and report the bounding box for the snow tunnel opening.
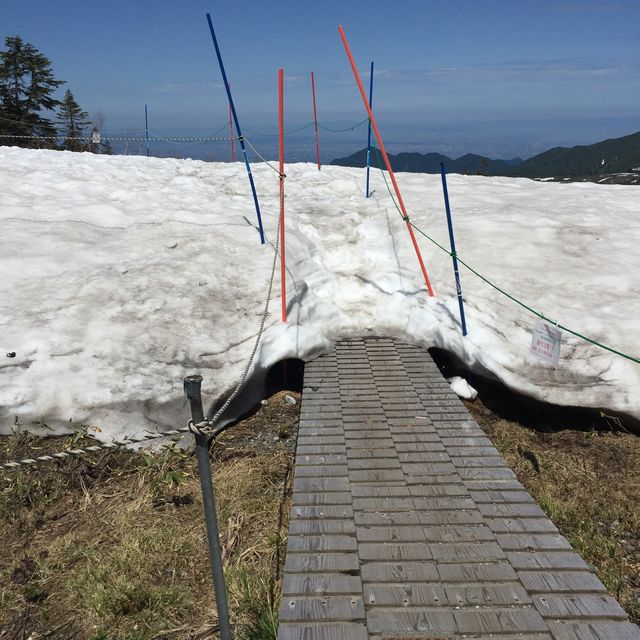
[265,358,305,396]
[428,347,640,435]
[208,358,305,430]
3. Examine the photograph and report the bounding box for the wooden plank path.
[278,337,640,640]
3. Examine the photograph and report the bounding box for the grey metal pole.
[183,374,232,640]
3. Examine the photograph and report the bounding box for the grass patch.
[0,391,298,640]
[466,397,640,624]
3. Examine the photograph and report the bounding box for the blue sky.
[1,0,639,159]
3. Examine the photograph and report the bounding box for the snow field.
[0,147,638,440]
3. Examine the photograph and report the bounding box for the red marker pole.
[279,68,287,322]
[311,71,321,170]
[338,25,435,297]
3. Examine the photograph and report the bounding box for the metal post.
[183,375,233,640]
[206,12,265,245]
[365,61,374,198]
[439,163,468,336]
[144,104,150,157]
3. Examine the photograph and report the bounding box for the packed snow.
[1,146,639,440]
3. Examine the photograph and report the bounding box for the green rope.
[317,117,369,133]
[369,143,640,365]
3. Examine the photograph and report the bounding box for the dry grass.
[466,397,640,623]
[0,391,298,640]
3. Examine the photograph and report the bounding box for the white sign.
[531,319,561,366]
[92,130,101,144]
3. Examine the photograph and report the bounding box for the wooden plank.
[485,517,558,534]
[282,573,362,595]
[292,492,352,506]
[408,484,468,497]
[363,583,531,607]
[360,561,439,583]
[357,524,494,543]
[479,503,546,518]
[346,458,401,470]
[284,553,360,573]
[277,622,368,640]
[546,621,640,640]
[287,535,358,553]
[350,486,410,498]
[296,454,346,466]
[398,452,450,462]
[454,608,548,634]
[495,533,573,551]
[295,465,349,478]
[358,542,434,561]
[279,595,365,621]
[289,519,356,535]
[291,506,353,519]
[296,445,346,455]
[437,561,518,583]
[507,551,589,571]
[518,571,607,594]
[348,469,405,483]
[365,608,456,635]
[470,490,536,504]
[532,594,628,620]
[429,542,506,563]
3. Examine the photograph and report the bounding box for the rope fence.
[370,143,640,366]
[2,113,637,474]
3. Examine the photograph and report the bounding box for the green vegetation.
[0,391,298,639]
[0,35,64,146]
[0,35,97,152]
[468,397,640,624]
[512,131,640,178]
[331,130,640,179]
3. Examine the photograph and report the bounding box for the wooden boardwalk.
[278,337,640,640]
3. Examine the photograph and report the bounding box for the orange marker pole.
[279,68,287,322]
[311,71,321,170]
[338,25,435,297]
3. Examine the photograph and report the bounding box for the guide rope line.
[370,143,640,366]
[148,121,230,144]
[242,136,284,177]
[317,117,370,133]
[111,136,238,142]
[0,215,283,470]
[244,121,315,137]
[0,132,238,143]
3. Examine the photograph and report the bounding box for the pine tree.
[0,35,64,148]
[57,89,91,151]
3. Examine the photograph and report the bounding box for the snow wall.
[1,147,638,442]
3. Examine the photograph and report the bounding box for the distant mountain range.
[330,130,640,180]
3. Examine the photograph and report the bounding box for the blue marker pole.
[440,163,468,336]
[365,61,374,198]
[144,104,150,157]
[206,13,265,244]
